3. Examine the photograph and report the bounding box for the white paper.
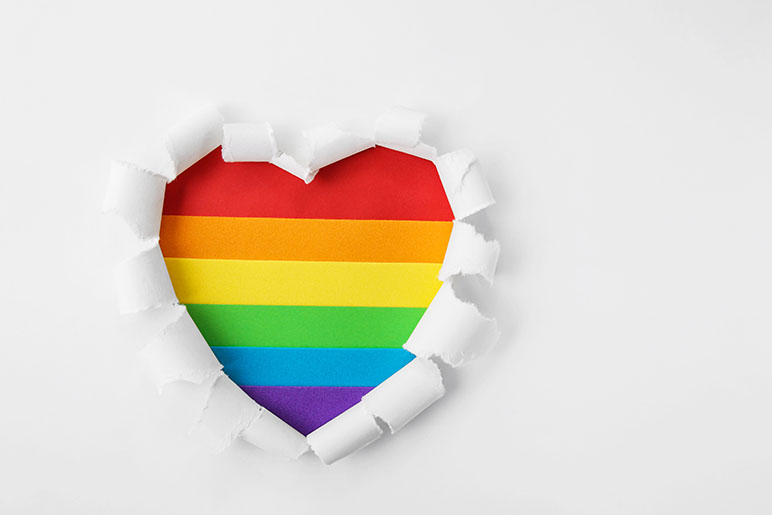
[114,244,178,314]
[164,105,224,180]
[305,124,373,172]
[221,122,278,162]
[434,149,495,220]
[404,281,499,367]
[197,375,262,452]
[439,221,500,283]
[375,106,427,148]
[103,161,166,240]
[306,403,383,465]
[242,407,309,460]
[140,306,222,390]
[361,357,444,433]
[270,152,316,183]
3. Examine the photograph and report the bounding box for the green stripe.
[186,304,426,349]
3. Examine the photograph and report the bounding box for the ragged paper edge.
[222,122,278,163]
[114,243,178,314]
[164,104,224,181]
[306,403,383,465]
[103,161,167,240]
[195,375,309,459]
[434,149,496,220]
[439,220,500,283]
[404,281,500,367]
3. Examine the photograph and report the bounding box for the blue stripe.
[211,347,416,387]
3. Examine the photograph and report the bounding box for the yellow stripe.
[165,258,443,308]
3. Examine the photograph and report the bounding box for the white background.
[1,1,771,513]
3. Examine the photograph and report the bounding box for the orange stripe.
[159,215,452,263]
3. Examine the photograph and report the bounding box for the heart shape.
[106,106,500,464]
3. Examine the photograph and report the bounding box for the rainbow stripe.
[160,146,453,435]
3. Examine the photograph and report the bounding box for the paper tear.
[103,161,166,240]
[361,357,444,433]
[434,150,495,220]
[164,105,224,180]
[197,375,262,452]
[140,306,223,391]
[221,122,278,162]
[375,107,427,148]
[305,124,373,172]
[270,152,316,183]
[114,244,178,314]
[439,221,500,283]
[306,403,383,465]
[242,407,309,460]
[404,281,499,367]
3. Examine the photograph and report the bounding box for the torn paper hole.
[305,124,373,172]
[434,149,495,220]
[439,220,500,283]
[270,152,316,183]
[197,375,262,452]
[139,305,223,391]
[375,106,427,148]
[103,161,166,240]
[404,281,499,367]
[242,407,309,460]
[114,244,178,314]
[361,357,444,433]
[164,105,224,180]
[221,122,278,162]
[306,403,383,465]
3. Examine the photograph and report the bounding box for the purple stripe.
[241,385,374,435]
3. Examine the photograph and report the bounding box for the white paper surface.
[306,403,383,465]
[139,306,222,390]
[221,122,278,162]
[164,105,224,180]
[404,281,499,367]
[439,221,500,283]
[114,244,178,314]
[375,106,427,148]
[305,124,373,172]
[103,161,166,240]
[197,375,262,452]
[270,152,316,183]
[434,149,495,220]
[242,408,309,460]
[361,357,444,433]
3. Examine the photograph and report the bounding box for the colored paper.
[164,258,443,307]
[186,304,426,349]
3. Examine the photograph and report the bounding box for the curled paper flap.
[434,149,495,220]
[221,122,278,162]
[103,161,166,240]
[270,152,316,183]
[305,124,373,172]
[306,403,383,465]
[242,408,309,460]
[164,105,224,180]
[114,244,178,314]
[140,306,222,390]
[197,375,262,452]
[404,281,499,367]
[361,358,444,433]
[439,221,500,283]
[375,106,427,148]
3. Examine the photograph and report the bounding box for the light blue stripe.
[211,347,416,387]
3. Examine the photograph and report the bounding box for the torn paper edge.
[361,357,444,433]
[404,281,500,367]
[434,149,496,220]
[306,403,383,465]
[114,243,178,314]
[109,105,501,463]
[139,305,223,391]
[439,220,500,283]
[103,161,166,240]
[222,122,278,162]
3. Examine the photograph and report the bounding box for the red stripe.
[162,146,454,221]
